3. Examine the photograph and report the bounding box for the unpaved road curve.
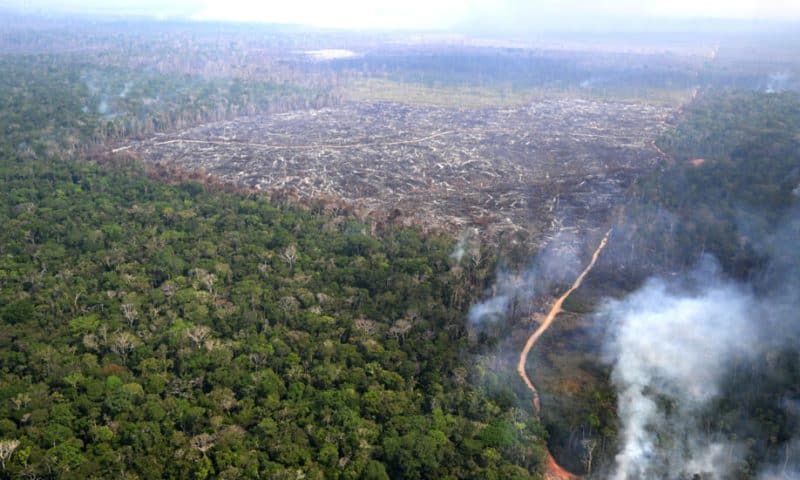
[517,229,612,480]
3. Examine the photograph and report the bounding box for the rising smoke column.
[600,257,758,479]
[450,227,479,263]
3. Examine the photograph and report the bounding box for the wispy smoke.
[600,257,757,479]
[757,393,800,479]
[765,72,794,94]
[467,229,582,326]
[98,98,110,115]
[450,227,478,263]
[468,292,514,325]
[758,438,800,480]
[119,81,133,98]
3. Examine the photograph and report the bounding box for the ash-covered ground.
[120,99,674,243]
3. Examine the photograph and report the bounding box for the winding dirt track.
[517,229,612,480]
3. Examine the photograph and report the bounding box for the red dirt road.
[546,453,580,480]
[517,230,612,479]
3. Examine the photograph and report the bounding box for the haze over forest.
[0,2,798,480]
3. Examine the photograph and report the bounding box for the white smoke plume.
[467,292,513,325]
[600,257,758,479]
[599,203,800,479]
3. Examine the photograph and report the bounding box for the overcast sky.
[4,0,800,29]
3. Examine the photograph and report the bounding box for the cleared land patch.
[119,99,674,242]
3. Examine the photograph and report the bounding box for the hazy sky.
[4,0,800,29]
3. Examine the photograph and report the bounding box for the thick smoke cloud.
[600,257,758,479]
[601,205,800,479]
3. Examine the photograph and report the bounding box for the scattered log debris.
[118,99,674,243]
